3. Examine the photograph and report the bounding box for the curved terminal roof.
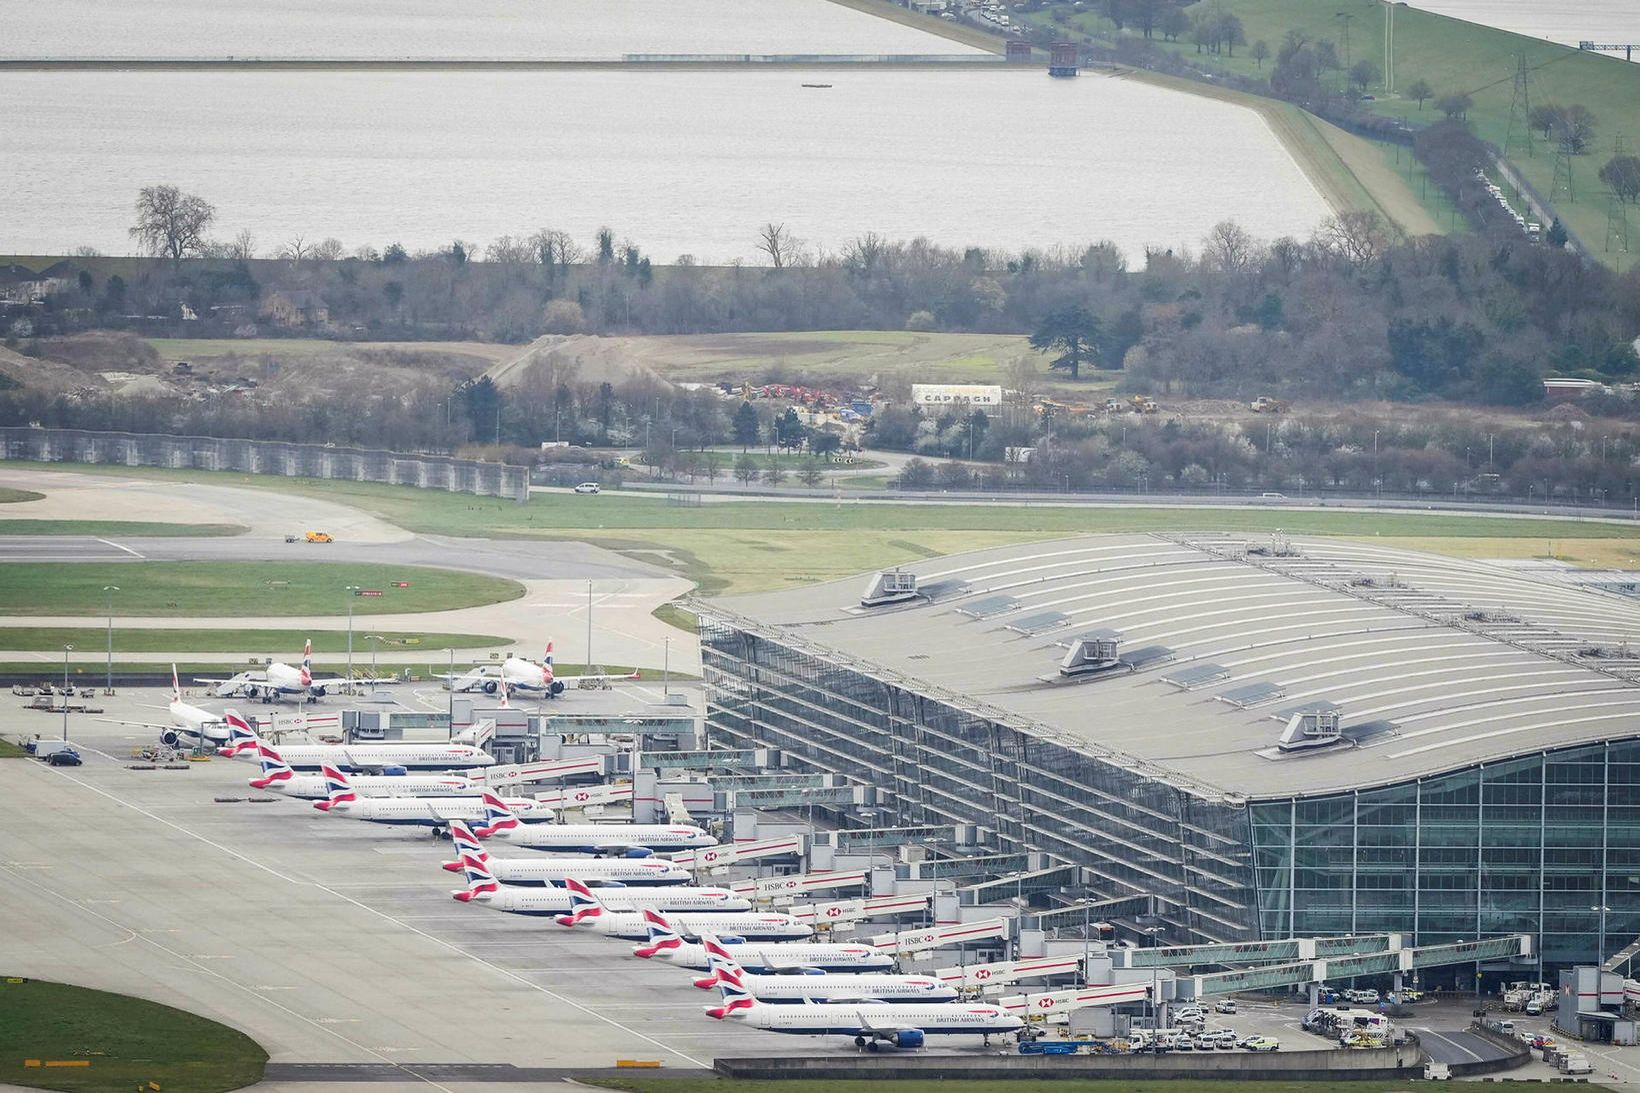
[707,533,1640,799]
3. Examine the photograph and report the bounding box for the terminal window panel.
[1248,738,1640,967]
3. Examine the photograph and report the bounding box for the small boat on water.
[801,83,833,89]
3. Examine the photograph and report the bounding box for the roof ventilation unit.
[1249,534,1300,558]
[861,569,920,607]
[1277,706,1344,752]
[1059,629,1124,677]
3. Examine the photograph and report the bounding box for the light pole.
[102,584,119,691]
[446,646,455,739]
[62,643,73,741]
[364,634,383,683]
[662,636,672,698]
[345,586,361,688]
[1077,897,1093,983]
[585,579,595,671]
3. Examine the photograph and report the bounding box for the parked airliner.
[313,765,549,827]
[554,878,810,940]
[471,792,716,854]
[250,743,473,798]
[441,822,693,885]
[217,713,494,770]
[704,975,1024,1049]
[694,933,957,1003]
[449,854,750,912]
[632,908,894,971]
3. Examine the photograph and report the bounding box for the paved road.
[1418,1028,1515,1065]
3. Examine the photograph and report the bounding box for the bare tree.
[1202,220,1259,273]
[129,184,216,260]
[487,235,534,264]
[1318,210,1389,267]
[756,222,800,269]
[312,237,345,261]
[223,229,257,260]
[278,234,313,262]
[528,228,584,268]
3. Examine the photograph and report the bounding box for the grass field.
[0,520,246,537]
[0,488,45,503]
[590,1080,1603,1093]
[0,627,510,653]
[3,660,651,679]
[0,561,523,617]
[13,464,1639,596]
[0,737,27,757]
[145,336,514,366]
[0,978,266,1093]
[1110,0,1640,263]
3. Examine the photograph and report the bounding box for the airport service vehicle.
[573,483,601,494]
[450,853,748,912]
[1172,1006,1206,1025]
[313,766,549,827]
[24,738,80,761]
[200,640,348,703]
[705,976,1024,1049]
[1214,999,1237,1014]
[305,531,333,543]
[216,713,494,771]
[695,934,957,1004]
[441,822,691,885]
[633,908,894,972]
[472,792,715,855]
[1241,1036,1280,1052]
[1562,1054,1593,1075]
[553,878,810,940]
[249,744,474,798]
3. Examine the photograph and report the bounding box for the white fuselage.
[229,743,494,770]
[708,973,958,1004]
[486,823,715,853]
[319,795,546,825]
[169,699,228,742]
[258,772,473,799]
[575,911,811,941]
[464,886,751,914]
[646,941,895,973]
[443,856,691,885]
[502,657,553,691]
[727,1002,1024,1037]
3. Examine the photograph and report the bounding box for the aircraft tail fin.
[555,876,604,927]
[217,709,260,757]
[314,763,357,811]
[705,967,757,1019]
[300,639,313,687]
[475,790,519,836]
[633,907,685,958]
[453,852,499,902]
[249,741,295,788]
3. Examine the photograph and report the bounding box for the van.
[1524,997,1544,1016]
[1242,1036,1280,1052]
[1563,1054,1593,1075]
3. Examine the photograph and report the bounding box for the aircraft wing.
[95,717,182,731]
[572,670,643,685]
[854,1011,902,1035]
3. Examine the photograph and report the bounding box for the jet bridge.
[1184,935,1532,998]
[1111,933,1399,969]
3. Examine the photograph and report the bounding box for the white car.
[1242,1036,1280,1052]
[573,482,601,494]
[1214,999,1237,1014]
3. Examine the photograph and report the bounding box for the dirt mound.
[0,343,107,393]
[38,332,162,372]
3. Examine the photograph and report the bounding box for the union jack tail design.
[299,639,313,687]
[694,932,747,988]
[554,876,604,927]
[249,742,295,788]
[442,820,489,871]
[314,763,357,811]
[217,709,260,757]
[705,968,757,1019]
[475,790,519,836]
[171,662,183,704]
[633,907,685,959]
[543,640,555,684]
[453,854,500,902]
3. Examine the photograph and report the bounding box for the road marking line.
[96,537,143,558]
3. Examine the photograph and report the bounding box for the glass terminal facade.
[704,616,1640,966]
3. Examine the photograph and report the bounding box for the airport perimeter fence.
[0,427,530,502]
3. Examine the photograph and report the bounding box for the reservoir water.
[0,0,982,60]
[1405,0,1637,57]
[0,67,1331,263]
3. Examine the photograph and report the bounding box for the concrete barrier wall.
[0,427,529,502]
[1452,1024,1532,1077]
[716,1044,1422,1081]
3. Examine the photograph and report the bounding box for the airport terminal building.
[700,534,1640,970]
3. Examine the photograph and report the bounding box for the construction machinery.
[1250,396,1290,413]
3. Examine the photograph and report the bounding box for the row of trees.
[879,407,1640,505]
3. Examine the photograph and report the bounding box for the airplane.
[198,639,349,703]
[553,878,811,940]
[438,639,639,695]
[632,908,895,972]
[449,852,751,913]
[217,712,495,771]
[313,765,550,827]
[693,932,958,1003]
[440,821,693,885]
[99,667,339,747]
[471,791,716,855]
[704,975,1025,1049]
[249,743,475,798]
